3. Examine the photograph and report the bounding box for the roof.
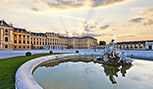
[116,40,153,44]
[59,36,97,40]
[14,28,27,33]
[0,20,12,27]
[31,32,46,37]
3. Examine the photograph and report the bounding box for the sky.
[0,0,153,44]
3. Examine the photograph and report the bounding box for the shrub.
[76,50,79,53]
[49,51,53,53]
[25,52,31,56]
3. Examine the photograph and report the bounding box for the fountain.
[93,39,133,65]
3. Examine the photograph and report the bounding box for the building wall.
[0,20,97,50]
[13,32,31,49]
[0,25,13,50]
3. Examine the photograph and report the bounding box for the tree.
[99,41,106,45]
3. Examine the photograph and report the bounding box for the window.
[23,46,25,48]
[5,33,8,35]
[19,46,21,48]
[19,40,21,44]
[27,41,29,44]
[5,29,8,32]
[5,37,8,42]
[14,40,17,43]
[19,35,21,37]
[14,46,16,48]
[14,34,17,37]
[23,40,25,44]
[27,46,29,48]
[5,45,8,48]
[27,36,29,38]
[23,35,25,38]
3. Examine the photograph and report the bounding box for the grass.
[0,53,66,89]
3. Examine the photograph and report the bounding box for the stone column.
[0,29,3,50]
[21,35,23,45]
[17,34,19,44]
[9,29,13,43]
[25,35,27,45]
[87,40,89,49]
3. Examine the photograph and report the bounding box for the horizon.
[0,0,153,44]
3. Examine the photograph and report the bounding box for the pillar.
[9,29,13,43]
[0,29,3,50]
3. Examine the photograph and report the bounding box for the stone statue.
[94,39,133,65]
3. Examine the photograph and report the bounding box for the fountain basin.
[15,53,101,89]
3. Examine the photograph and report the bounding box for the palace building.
[97,41,153,50]
[0,20,97,50]
[116,41,153,50]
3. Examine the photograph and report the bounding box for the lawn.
[0,53,66,89]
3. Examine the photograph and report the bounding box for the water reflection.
[40,56,95,67]
[102,64,132,84]
[40,56,132,85]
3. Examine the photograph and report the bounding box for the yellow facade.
[0,20,97,50]
[0,21,14,50]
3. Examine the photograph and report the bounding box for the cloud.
[144,19,153,26]
[82,32,102,37]
[31,8,44,12]
[139,8,153,17]
[100,25,110,29]
[82,21,97,32]
[118,35,135,38]
[36,0,130,10]
[46,0,84,10]
[90,0,129,7]
[129,17,144,23]
[2,0,130,10]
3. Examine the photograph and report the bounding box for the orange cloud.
[42,0,130,10]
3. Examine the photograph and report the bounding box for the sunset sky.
[0,0,153,43]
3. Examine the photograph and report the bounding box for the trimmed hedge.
[76,50,79,53]
[25,52,31,56]
[49,51,53,53]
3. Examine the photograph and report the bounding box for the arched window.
[5,37,8,42]
[5,45,8,48]
[5,29,8,32]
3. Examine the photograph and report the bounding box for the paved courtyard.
[0,49,153,59]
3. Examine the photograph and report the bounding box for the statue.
[93,39,133,65]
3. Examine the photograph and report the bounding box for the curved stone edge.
[15,53,101,89]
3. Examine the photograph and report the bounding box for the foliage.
[76,50,79,53]
[49,51,53,53]
[0,53,66,89]
[99,41,106,45]
[25,52,31,56]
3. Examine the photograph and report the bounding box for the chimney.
[1,19,4,25]
[10,22,13,27]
